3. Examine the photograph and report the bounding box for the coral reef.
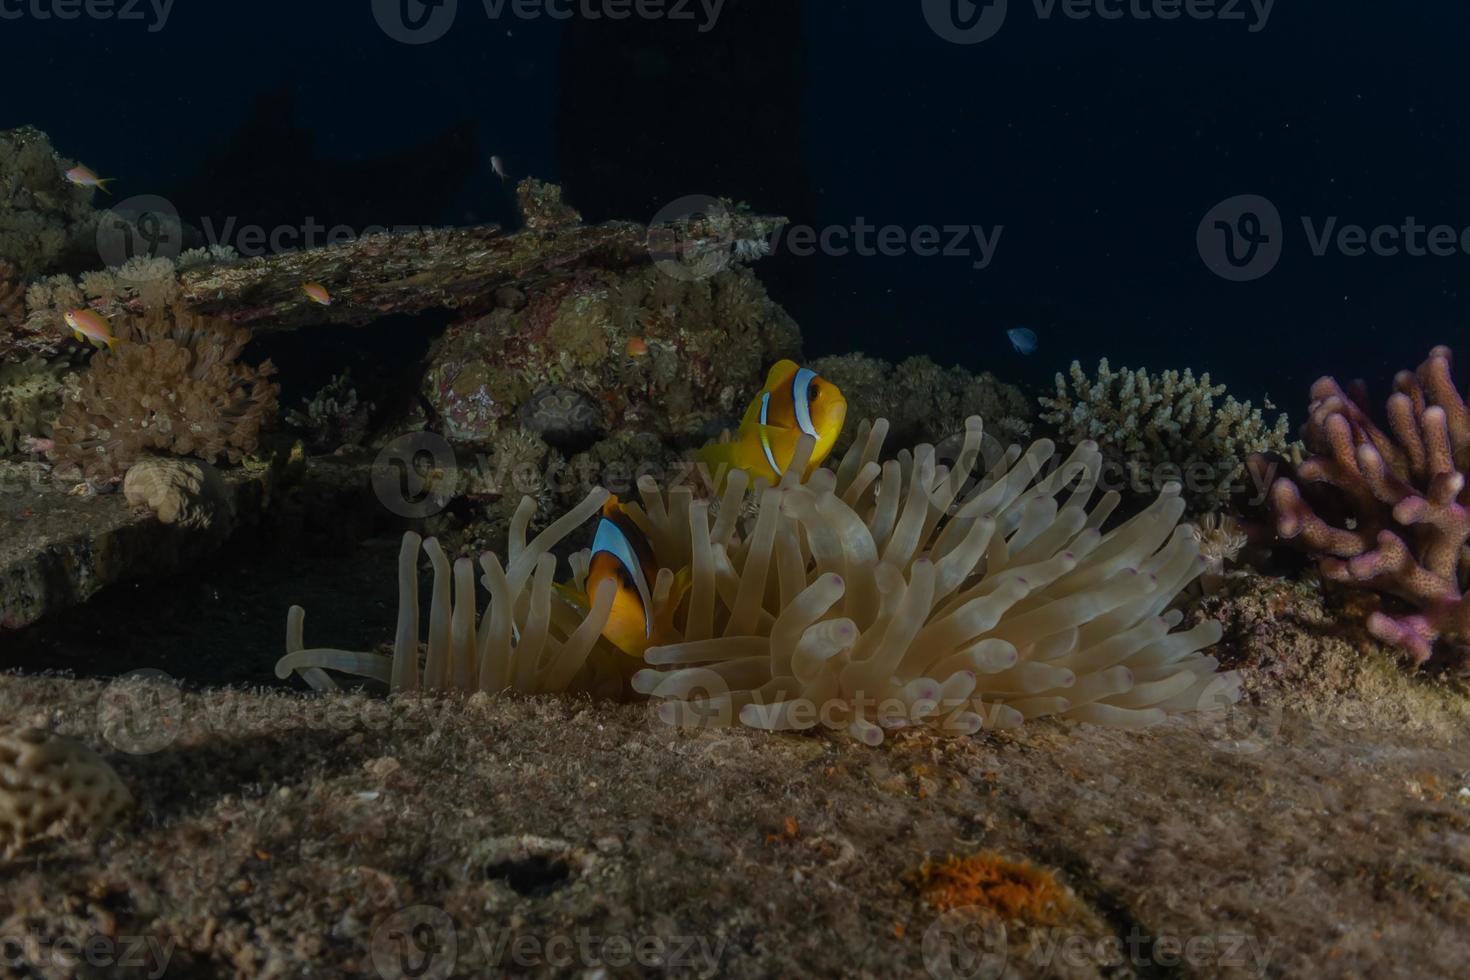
[0,727,131,857]
[285,370,373,453]
[422,264,800,451]
[122,456,232,532]
[50,305,279,483]
[1261,346,1470,668]
[0,354,77,455]
[0,127,99,279]
[1040,358,1296,514]
[516,177,583,231]
[811,352,1032,453]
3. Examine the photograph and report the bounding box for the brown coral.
[51,304,279,482]
[0,727,132,856]
[911,852,1071,922]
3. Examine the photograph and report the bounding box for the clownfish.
[697,359,848,486]
[566,496,689,658]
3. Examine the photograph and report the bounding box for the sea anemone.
[278,415,1240,743]
[632,417,1239,742]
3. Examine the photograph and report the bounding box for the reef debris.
[1260,346,1470,669]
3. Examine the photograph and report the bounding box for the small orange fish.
[625,336,649,358]
[301,282,332,306]
[63,165,114,194]
[63,309,118,350]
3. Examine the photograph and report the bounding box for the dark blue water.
[4,0,1464,417]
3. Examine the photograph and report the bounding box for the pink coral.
[1264,346,1470,667]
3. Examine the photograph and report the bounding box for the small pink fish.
[64,309,118,350]
[301,282,332,306]
[64,165,115,195]
[491,155,509,180]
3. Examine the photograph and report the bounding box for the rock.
[519,386,605,452]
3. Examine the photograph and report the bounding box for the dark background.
[2,0,1463,416]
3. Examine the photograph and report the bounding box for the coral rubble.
[1262,346,1470,668]
[1040,358,1296,514]
[50,305,279,483]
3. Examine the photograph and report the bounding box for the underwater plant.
[1261,346,1470,668]
[50,304,279,483]
[1040,358,1295,514]
[279,415,1241,741]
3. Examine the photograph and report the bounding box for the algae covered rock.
[811,352,1032,453]
[422,263,801,451]
[0,126,101,279]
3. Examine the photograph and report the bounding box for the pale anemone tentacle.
[280,414,1242,744]
[632,415,1242,743]
[278,490,620,697]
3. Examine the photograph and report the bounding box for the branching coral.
[1262,346,1470,668]
[1040,358,1295,514]
[50,305,279,482]
[279,415,1242,743]
[286,370,373,453]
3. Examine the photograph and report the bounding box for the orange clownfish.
[574,496,689,658]
[697,359,848,486]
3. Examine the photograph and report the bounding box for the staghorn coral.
[1261,346,1470,668]
[285,370,374,453]
[1040,358,1296,514]
[51,304,279,483]
[0,727,132,857]
[280,415,1242,743]
[811,353,1032,454]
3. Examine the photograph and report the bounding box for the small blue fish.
[1007,327,1038,355]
